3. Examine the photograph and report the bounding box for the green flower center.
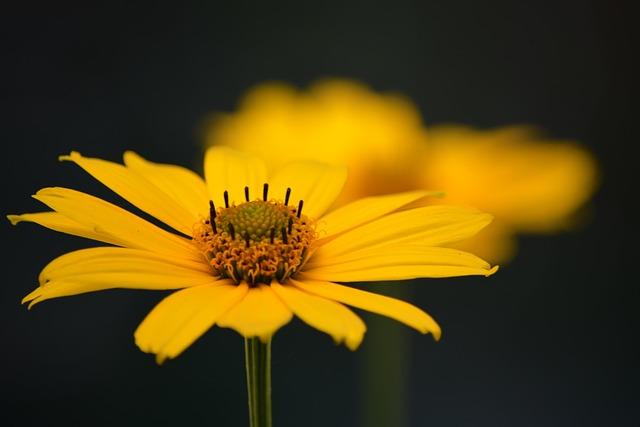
[218,201,289,242]
[193,185,316,286]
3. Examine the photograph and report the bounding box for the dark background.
[1,1,636,426]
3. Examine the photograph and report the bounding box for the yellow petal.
[269,161,347,218]
[32,187,201,261]
[7,212,125,247]
[308,243,490,269]
[38,247,212,286]
[448,220,518,264]
[23,249,217,307]
[314,205,493,259]
[60,151,197,235]
[301,265,498,282]
[123,151,210,219]
[317,190,442,240]
[135,281,248,363]
[271,282,365,350]
[217,284,292,341]
[291,279,441,339]
[304,245,495,281]
[204,146,268,209]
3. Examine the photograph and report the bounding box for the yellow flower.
[420,125,598,261]
[9,147,496,363]
[205,80,427,205]
[205,80,598,262]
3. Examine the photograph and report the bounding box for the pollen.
[192,186,316,285]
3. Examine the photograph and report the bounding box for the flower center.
[193,185,316,285]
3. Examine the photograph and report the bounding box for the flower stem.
[244,337,272,427]
[361,283,412,427]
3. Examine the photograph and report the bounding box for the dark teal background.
[1,1,635,426]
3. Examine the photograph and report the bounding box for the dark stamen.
[263,183,269,201]
[297,200,304,218]
[270,228,275,244]
[224,191,230,208]
[244,232,250,248]
[281,227,288,244]
[244,186,250,202]
[209,201,217,233]
[284,188,291,206]
[228,223,235,240]
[288,217,293,234]
[209,200,217,219]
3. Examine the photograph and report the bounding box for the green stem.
[244,337,272,427]
[361,283,412,427]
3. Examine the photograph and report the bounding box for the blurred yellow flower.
[206,81,427,205]
[420,125,598,260]
[205,80,598,262]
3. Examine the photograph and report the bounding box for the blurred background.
[1,1,635,426]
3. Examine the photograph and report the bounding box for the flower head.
[204,80,426,205]
[419,125,598,260]
[9,147,496,363]
[206,79,598,262]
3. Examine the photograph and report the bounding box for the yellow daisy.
[9,147,496,363]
